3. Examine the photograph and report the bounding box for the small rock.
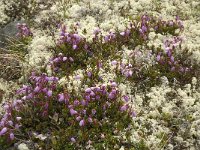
[0,20,25,48]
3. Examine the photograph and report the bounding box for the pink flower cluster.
[58,25,85,50]
[154,15,184,33]
[156,36,191,73]
[0,73,59,141]
[111,60,133,78]
[49,53,74,73]
[16,23,32,38]
[60,82,132,123]
[55,81,134,144]
[0,102,22,141]
[139,14,151,40]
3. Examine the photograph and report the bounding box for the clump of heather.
[105,16,199,90]
[0,70,134,149]
[0,73,58,147]
[142,34,199,88]
[50,82,134,149]
[153,36,197,84]
[52,14,184,78]
[49,53,75,77]
[152,15,184,35]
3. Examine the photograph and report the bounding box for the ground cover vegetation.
[0,0,200,149]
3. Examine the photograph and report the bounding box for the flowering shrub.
[0,73,134,149]
[153,36,199,85]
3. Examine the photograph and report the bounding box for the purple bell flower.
[92,109,96,115]
[87,71,92,78]
[10,133,15,140]
[108,93,115,99]
[63,57,67,61]
[156,54,161,62]
[8,121,13,126]
[34,86,40,92]
[73,100,80,106]
[120,32,125,36]
[123,95,129,102]
[120,105,128,112]
[0,127,7,135]
[104,35,109,42]
[142,25,147,32]
[70,108,78,116]
[71,137,76,143]
[58,93,64,102]
[76,116,81,121]
[88,117,93,123]
[111,60,117,65]
[131,111,137,117]
[85,95,90,101]
[79,119,85,127]
[111,82,117,87]
[85,88,91,93]
[170,56,175,63]
[47,90,52,97]
[81,100,86,106]
[73,44,77,50]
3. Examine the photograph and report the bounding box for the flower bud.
[120,32,125,36]
[58,93,64,102]
[10,133,15,140]
[88,117,93,123]
[71,137,76,143]
[63,57,67,61]
[16,117,22,121]
[76,116,81,121]
[92,109,96,115]
[120,105,128,112]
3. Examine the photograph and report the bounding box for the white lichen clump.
[0,1,9,24]
[27,31,54,67]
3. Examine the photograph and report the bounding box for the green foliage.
[0,136,13,149]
